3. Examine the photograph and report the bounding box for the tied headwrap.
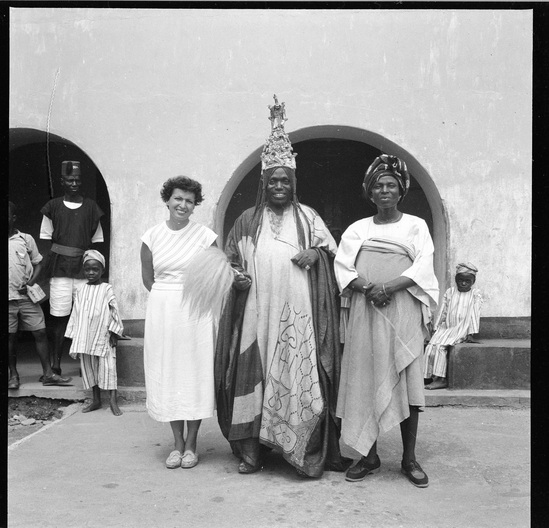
[456,262,478,276]
[363,154,410,203]
[83,249,105,268]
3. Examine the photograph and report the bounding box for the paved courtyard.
[8,403,530,527]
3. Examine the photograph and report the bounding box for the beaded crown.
[260,95,297,172]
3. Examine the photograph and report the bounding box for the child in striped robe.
[66,250,124,415]
[423,262,483,390]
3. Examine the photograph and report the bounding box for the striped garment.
[66,282,124,357]
[423,286,483,378]
[141,221,218,421]
[66,282,124,389]
[79,349,117,390]
[141,220,217,284]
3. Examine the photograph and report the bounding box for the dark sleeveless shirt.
[40,198,104,278]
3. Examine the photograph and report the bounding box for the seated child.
[65,250,124,415]
[8,201,72,388]
[424,262,483,390]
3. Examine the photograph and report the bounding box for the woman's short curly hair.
[160,176,204,205]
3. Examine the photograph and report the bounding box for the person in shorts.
[8,201,72,389]
[40,160,104,376]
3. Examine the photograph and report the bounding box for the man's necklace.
[266,208,284,237]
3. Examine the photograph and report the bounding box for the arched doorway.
[9,127,112,308]
[216,126,447,294]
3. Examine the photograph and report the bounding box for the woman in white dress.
[141,176,217,469]
[334,154,439,488]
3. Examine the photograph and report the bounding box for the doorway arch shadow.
[9,127,112,284]
[215,125,448,295]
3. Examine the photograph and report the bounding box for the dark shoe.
[52,367,62,376]
[401,460,429,488]
[8,376,20,390]
[345,456,381,482]
[39,375,45,382]
[42,373,73,386]
[238,460,260,474]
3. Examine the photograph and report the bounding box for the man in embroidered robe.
[216,96,349,478]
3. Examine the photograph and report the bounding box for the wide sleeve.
[400,218,439,312]
[106,285,125,337]
[433,288,451,331]
[224,210,252,273]
[65,291,80,340]
[306,208,337,255]
[334,221,367,293]
[40,200,53,219]
[467,288,484,335]
[91,201,104,223]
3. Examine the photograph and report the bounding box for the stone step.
[116,338,532,391]
[448,339,530,390]
[423,389,530,409]
[120,317,532,341]
[116,338,145,386]
[9,336,530,409]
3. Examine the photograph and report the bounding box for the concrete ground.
[8,401,530,528]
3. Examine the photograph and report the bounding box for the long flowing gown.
[142,221,217,422]
[334,214,439,456]
[217,204,344,476]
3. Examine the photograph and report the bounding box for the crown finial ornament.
[260,94,297,172]
[268,94,287,131]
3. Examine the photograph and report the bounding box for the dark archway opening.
[224,139,433,245]
[9,128,111,285]
[9,128,111,374]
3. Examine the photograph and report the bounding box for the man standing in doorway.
[216,96,350,478]
[40,160,104,377]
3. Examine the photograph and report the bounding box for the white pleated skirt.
[144,282,215,422]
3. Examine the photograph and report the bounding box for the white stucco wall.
[9,8,532,319]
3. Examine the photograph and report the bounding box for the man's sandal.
[238,460,260,474]
[42,373,73,386]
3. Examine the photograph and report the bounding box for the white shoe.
[180,450,199,469]
[165,450,183,469]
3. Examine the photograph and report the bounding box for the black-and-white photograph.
[7,4,535,527]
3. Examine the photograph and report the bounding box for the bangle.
[382,284,388,297]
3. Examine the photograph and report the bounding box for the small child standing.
[66,249,124,415]
[424,262,484,390]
